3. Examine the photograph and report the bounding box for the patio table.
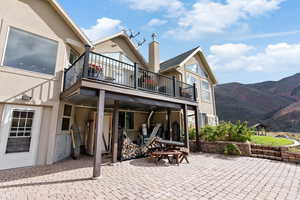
[150,151,182,165]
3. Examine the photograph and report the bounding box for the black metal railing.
[64,51,197,101]
[87,52,135,87]
[64,54,85,90]
[138,68,174,96]
[176,81,196,100]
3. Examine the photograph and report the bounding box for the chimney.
[148,33,160,73]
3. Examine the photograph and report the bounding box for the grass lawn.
[251,136,294,147]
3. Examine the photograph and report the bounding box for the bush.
[189,128,196,140]
[224,144,241,155]
[201,121,255,142]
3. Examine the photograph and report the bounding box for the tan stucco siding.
[0,0,87,166]
[0,0,85,105]
[36,106,52,165]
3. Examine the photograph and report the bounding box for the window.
[201,80,211,102]
[119,112,134,129]
[186,74,197,85]
[61,104,72,131]
[102,52,134,65]
[69,48,79,64]
[121,54,134,65]
[6,110,35,153]
[3,27,58,75]
[186,63,208,78]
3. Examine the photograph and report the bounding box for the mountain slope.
[215,73,300,131]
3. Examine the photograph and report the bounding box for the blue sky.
[57,0,300,84]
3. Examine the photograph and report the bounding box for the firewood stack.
[121,136,163,160]
[121,137,143,160]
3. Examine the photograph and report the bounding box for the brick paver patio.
[0,153,300,200]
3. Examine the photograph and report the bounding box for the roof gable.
[93,31,148,66]
[160,47,199,70]
[47,0,92,46]
[160,47,217,84]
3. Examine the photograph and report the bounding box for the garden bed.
[250,136,294,146]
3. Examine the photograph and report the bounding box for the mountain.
[215,73,300,132]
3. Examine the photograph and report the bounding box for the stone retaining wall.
[199,140,251,156]
[189,140,300,164]
[281,151,300,164]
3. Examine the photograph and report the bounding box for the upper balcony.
[63,50,197,105]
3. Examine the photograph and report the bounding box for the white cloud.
[147,18,168,26]
[239,30,300,40]
[126,0,184,16]
[82,17,122,41]
[167,0,284,40]
[207,43,300,72]
[210,43,253,58]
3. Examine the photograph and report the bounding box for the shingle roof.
[160,46,199,71]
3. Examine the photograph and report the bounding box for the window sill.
[0,66,56,80]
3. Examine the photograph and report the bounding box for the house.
[0,0,218,176]
[160,46,218,127]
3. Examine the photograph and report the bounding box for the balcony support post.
[93,89,105,178]
[83,44,91,78]
[168,109,172,141]
[183,104,189,149]
[195,106,201,151]
[111,100,119,163]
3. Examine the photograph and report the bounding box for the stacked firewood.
[121,136,164,160]
[121,138,143,160]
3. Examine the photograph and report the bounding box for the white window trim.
[68,46,80,66]
[1,25,59,77]
[185,72,198,85]
[201,80,212,103]
[185,63,209,79]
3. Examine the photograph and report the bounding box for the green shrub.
[201,121,255,142]
[189,128,196,140]
[200,125,218,141]
[227,121,254,142]
[224,144,241,155]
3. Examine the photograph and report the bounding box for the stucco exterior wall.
[0,0,86,166]
[36,106,52,165]
[0,0,85,104]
